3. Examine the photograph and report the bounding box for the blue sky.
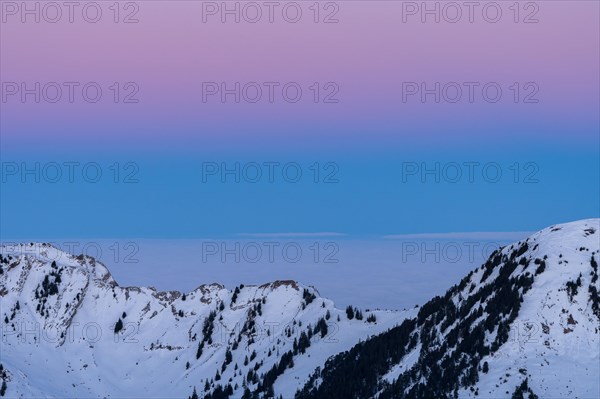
[1,141,598,239]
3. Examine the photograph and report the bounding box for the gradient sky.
[1,0,598,239]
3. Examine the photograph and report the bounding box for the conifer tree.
[114,318,123,333]
[346,305,354,320]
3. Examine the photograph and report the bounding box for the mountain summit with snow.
[1,219,599,398]
[0,242,409,398]
[297,219,600,399]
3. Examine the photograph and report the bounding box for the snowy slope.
[464,219,600,398]
[2,219,599,399]
[0,243,411,398]
[297,219,600,399]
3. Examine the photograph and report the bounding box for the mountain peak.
[297,219,600,399]
[0,242,116,286]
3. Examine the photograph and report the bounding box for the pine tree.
[314,318,328,338]
[114,318,123,333]
[196,341,203,359]
[346,305,354,320]
[355,309,363,320]
[266,384,275,397]
[190,386,198,399]
[297,331,311,354]
[231,287,240,304]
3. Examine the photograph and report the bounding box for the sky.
[1,0,599,240]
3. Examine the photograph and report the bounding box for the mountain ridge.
[0,242,410,398]
[0,219,598,398]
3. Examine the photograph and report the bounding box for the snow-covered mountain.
[297,219,600,399]
[0,242,411,398]
[1,219,599,398]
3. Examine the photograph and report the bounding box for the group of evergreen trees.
[345,305,364,320]
[231,285,244,305]
[566,274,583,301]
[302,289,316,308]
[188,384,234,399]
[297,317,418,399]
[0,253,12,277]
[511,378,539,399]
[297,241,539,399]
[0,254,6,275]
[37,265,61,297]
[0,253,10,265]
[197,310,217,359]
[33,262,64,318]
[196,301,333,398]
